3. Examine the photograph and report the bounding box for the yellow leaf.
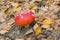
[33,23,42,36]
[26,4,33,9]
[35,27,41,35]
[35,0,42,2]
[43,19,53,25]
[32,6,38,10]
[2,5,10,13]
[14,3,20,9]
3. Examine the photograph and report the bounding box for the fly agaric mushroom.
[14,10,35,26]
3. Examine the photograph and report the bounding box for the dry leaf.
[14,3,20,9]
[33,23,42,35]
[2,24,12,30]
[0,30,8,34]
[43,18,53,25]
[41,25,50,28]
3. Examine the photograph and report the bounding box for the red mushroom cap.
[14,10,35,26]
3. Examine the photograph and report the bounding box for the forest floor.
[0,0,60,40]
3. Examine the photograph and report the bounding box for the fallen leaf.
[43,18,53,25]
[33,23,42,36]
